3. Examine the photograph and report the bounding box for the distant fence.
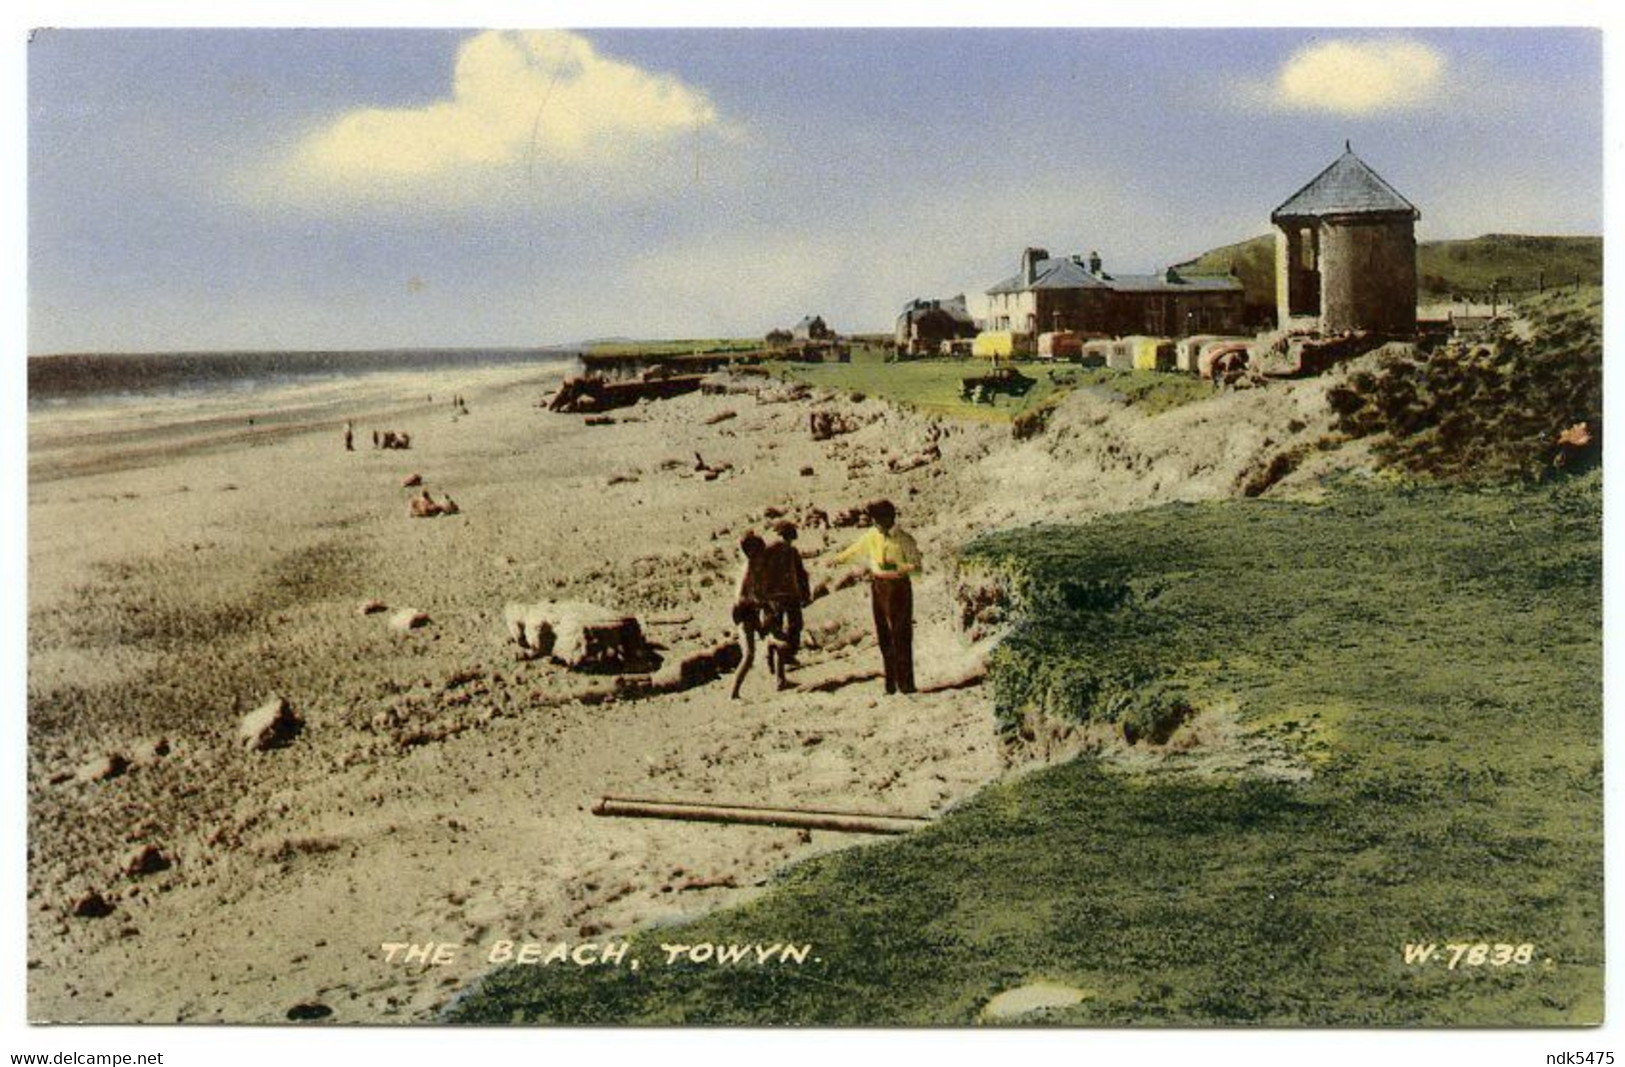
[1420,271,1596,312]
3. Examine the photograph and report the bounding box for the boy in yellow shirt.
[832,500,921,694]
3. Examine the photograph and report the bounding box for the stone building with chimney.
[983,248,1245,339]
[895,295,977,355]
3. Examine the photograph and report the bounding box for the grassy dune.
[447,473,1601,1026]
[768,345,1210,424]
[1328,286,1602,482]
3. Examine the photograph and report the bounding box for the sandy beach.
[27,360,1008,1024]
[26,357,1352,1024]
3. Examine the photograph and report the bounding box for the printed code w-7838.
[1402,942,1534,969]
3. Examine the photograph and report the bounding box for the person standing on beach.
[833,500,921,694]
[730,532,772,699]
[758,521,811,686]
[344,420,354,451]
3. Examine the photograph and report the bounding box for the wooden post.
[592,795,932,835]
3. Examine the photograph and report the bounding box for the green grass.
[584,338,763,357]
[767,346,1211,424]
[1067,366,1215,417]
[1418,236,1603,298]
[446,475,1601,1026]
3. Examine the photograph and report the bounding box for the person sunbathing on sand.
[409,489,443,518]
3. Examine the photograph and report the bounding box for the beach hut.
[1102,340,1136,371]
[1175,334,1228,374]
[1127,336,1176,371]
[972,331,1015,360]
[1037,331,1084,361]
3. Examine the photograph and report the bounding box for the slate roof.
[1107,273,1245,293]
[987,256,1108,295]
[899,296,976,324]
[987,257,1242,296]
[1271,147,1419,221]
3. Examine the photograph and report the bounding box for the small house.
[895,296,978,356]
[792,315,833,342]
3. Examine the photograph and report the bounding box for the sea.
[26,347,583,410]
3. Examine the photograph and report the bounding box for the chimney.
[1088,250,1102,275]
[1021,247,1049,286]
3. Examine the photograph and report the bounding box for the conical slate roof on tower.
[1271,145,1420,221]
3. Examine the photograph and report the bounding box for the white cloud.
[1248,38,1448,116]
[259,30,722,208]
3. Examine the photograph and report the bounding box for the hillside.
[1175,233,1602,309]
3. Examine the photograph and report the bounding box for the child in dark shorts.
[730,533,790,698]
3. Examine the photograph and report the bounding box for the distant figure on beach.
[758,521,811,685]
[833,499,921,694]
[729,532,780,699]
[344,421,354,452]
[409,489,443,518]
[372,429,380,449]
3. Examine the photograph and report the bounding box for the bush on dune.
[1326,288,1601,481]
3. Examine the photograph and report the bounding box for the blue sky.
[27,26,1603,353]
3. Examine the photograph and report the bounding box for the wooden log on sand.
[592,795,931,835]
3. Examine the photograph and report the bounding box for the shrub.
[1328,289,1601,482]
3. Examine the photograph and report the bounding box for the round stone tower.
[1271,145,1419,336]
